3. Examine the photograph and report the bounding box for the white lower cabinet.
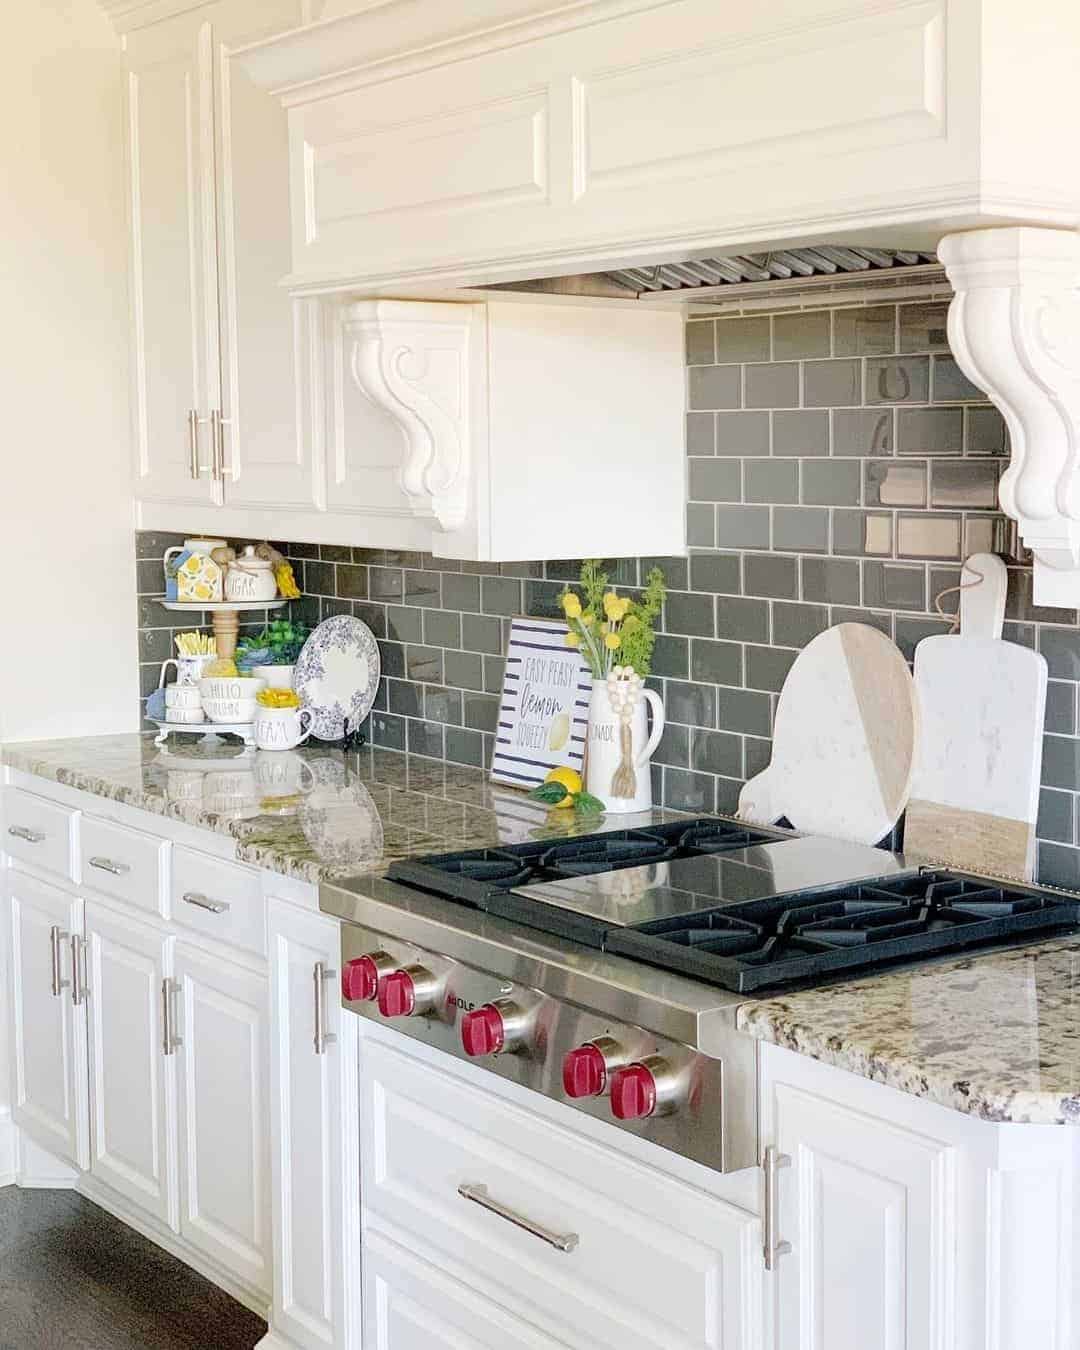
[267,899,359,1350]
[175,942,270,1294]
[358,1027,763,1350]
[363,1229,571,1350]
[8,872,88,1170]
[85,900,176,1227]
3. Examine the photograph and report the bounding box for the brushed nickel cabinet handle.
[210,409,222,481]
[71,935,87,1007]
[313,961,337,1056]
[763,1145,792,1271]
[89,856,130,877]
[50,925,70,997]
[182,890,229,915]
[188,408,200,479]
[162,978,182,1055]
[457,1183,578,1253]
[9,825,45,844]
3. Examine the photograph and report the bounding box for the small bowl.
[203,697,259,725]
[165,685,203,709]
[165,706,205,724]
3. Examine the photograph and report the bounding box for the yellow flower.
[580,611,595,627]
[604,632,621,651]
[603,591,620,618]
[562,592,582,618]
[564,631,581,648]
[613,598,631,621]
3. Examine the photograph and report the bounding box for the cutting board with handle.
[738,623,919,845]
[904,553,1048,879]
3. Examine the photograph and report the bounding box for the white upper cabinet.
[125,0,315,515]
[235,0,1080,294]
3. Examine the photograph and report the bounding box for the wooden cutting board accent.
[737,623,918,845]
[904,634,1048,879]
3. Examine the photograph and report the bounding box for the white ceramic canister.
[225,546,278,603]
[585,677,665,813]
[252,663,295,689]
[254,705,314,752]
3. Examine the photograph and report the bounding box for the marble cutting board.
[737,623,919,845]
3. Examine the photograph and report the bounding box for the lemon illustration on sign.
[545,765,582,808]
[548,712,570,752]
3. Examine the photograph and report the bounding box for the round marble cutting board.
[737,623,919,845]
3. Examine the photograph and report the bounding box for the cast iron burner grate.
[386,817,794,907]
[604,873,1080,992]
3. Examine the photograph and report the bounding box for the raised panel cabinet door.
[174,943,270,1294]
[84,901,176,1229]
[125,11,220,506]
[7,873,88,1170]
[267,902,355,1349]
[771,1078,956,1350]
[363,1228,571,1350]
[213,0,321,511]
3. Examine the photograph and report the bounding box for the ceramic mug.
[160,654,216,688]
[585,677,665,814]
[254,705,314,752]
[252,663,295,689]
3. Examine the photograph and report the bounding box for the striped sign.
[491,616,590,789]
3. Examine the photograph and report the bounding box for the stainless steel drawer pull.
[763,1145,792,1271]
[188,408,200,479]
[49,925,70,997]
[457,1183,578,1253]
[162,978,182,1055]
[313,961,337,1056]
[89,856,130,877]
[71,935,87,1007]
[9,825,45,844]
[182,891,229,915]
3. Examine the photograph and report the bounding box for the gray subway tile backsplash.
[134,298,1076,884]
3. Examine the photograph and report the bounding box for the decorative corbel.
[940,227,1080,607]
[344,300,484,533]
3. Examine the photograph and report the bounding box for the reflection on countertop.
[739,937,1080,1124]
[1,733,685,886]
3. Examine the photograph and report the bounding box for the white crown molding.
[940,226,1080,607]
[343,300,484,533]
[97,0,213,33]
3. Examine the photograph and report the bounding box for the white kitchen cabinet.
[363,1228,572,1350]
[267,899,360,1350]
[175,941,270,1294]
[7,872,88,1171]
[125,0,315,515]
[85,900,176,1229]
[359,1027,763,1350]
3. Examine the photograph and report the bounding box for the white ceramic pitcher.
[585,678,665,813]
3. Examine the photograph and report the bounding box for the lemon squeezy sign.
[491,617,590,789]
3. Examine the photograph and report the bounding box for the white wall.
[1,0,137,744]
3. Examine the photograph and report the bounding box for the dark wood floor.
[0,1186,266,1350]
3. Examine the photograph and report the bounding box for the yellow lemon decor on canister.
[176,551,224,604]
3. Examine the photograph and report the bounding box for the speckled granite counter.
[738,937,1080,1124]
[1,733,682,886]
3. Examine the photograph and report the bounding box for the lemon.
[545,765,582,807]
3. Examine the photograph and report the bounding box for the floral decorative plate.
[293,615,381,741]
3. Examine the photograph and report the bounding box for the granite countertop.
[1,733,683,886]
[738,937,1080,1124]
[8,733,1080,1126]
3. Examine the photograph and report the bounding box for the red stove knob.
[563,1044,607,1097]
[562,1035,630,1099]
[378,965,440,1018]
[460,999,530,1058]
[341,952,395,1003]
[610,1056,683,1120]
[461,1004,505,1057]
[610,1063,658,1119]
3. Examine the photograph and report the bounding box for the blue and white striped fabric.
[491,617,590,789]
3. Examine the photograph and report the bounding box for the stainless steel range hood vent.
[486,247,944,307]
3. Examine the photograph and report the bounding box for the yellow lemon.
[548,713,570,752]
[545,765,582,807]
